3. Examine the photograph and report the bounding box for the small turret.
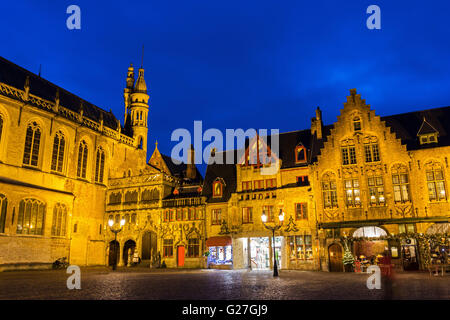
[186,144,197,180]
[123,63,135,123]
[129,65,149,152]
[311,106,323,139]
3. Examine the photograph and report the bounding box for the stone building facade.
[0,56,448,272]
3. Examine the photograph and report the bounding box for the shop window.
[187,238,200,257]
[211,209,221,225]
[392,172,410,202]
[23,122,41,167]
[322,174,338,208]
[295,145,307,163]
[265,178,276,189]
[368,176,385,206]
[94,147,106,183]
[254,180,264,190]
[242,181,252,191]
[242,207,253,224]
[16,199,45,235]
[399,224,416,234]
[76,140,88,179]
[295,203,307,220]
[364,142,380,162]
[426,167,446,201]
[51,203,67,237]
[296,176,309,186]
[163,239,173,257]
[51,131,65,173]
[289,235,313,260]
[262,205,274,222]
[0,194,7,233]
[341,145,357,165]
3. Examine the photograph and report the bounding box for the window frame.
[295,203,308,220]
[211,208,221,225]
[242,207,253,224]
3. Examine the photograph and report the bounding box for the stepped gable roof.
[381,105,450,150]
[202,150,237,203]
[0,56,125,134]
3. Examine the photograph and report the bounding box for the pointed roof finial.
[155,140,158,149]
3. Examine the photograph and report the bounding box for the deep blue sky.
[2,1,450,173]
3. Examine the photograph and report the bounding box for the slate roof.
[381,105,450,150]
[160,153,203,184]
[202,150,237,203]
[0,56,125,134]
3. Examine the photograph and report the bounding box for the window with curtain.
[77,140,88,178]
[16,199,46,235]
[242,207,253,223]
[322,173,338,208]
[51,131,65,173]
[426,165,446,201]
[344,179,361,207]
[0,194,7,233]
[392,165,410,202]
[295,203,308,220]
[94,147,105,183]
[23,122,41,167]
[368,176,385,206]
[51,203,67,236]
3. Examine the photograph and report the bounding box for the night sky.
[2,1,450,173]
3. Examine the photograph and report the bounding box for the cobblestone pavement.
[0,267,448,300]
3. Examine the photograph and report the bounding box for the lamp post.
[261,209,284,277]
[108,218,125,271]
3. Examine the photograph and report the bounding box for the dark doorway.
[142,231,157,260]
[108,240,120,266]
[328,243,344,272]
[123,240,136,266]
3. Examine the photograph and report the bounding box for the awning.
[206,236,232,247]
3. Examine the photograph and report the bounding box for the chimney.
[311,106,323,139]
[186,144,196,180]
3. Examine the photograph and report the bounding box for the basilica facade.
[0,56,448,272]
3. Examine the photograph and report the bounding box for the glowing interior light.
[261,211,267,223]
[108,219,114,227]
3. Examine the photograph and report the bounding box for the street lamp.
[261,209,284,277]
[108,217,125,271]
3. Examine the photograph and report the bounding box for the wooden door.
[329,243,344,272]
[177,246,185,267]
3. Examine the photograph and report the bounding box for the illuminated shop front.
[206,236,233,269]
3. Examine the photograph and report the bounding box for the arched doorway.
[328,243,344,272]
[108,240,120,266]
[352,226,389,266]
[141,231,157,261]
[123,240,136,266]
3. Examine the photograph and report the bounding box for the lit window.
[254,180,264,190]
[211,209,221,225]
[392,167,410,202]
[77,140,88,179]
[426,167,446,201]
[242,181,252,191]
[368,176,385,206]
[213,180,223,197]
[51,131,65,173]
[289,235,313,260]
[23,122,41,167]
[262,205,274,222]
[322,174,338,208]
[295,203,308,220]
[16,199,46,235]
[295,145,307,163]
[344,179,361,207]
[242,207,253,223]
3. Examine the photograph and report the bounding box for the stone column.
[247,237,252,270]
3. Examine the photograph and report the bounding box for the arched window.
[141,189,152,201]
[425,162,446,201]
[353,226,387,238]
[77,140,88,178]
[0,194,7,233]
[124,190,138,203]
[23,122,41,167]
[213,180,223,197]
[353,116,362,131]
[51,203,67,236]
[391,164,410,202]
[16,199,46,235]
[151,188,159,200]
[51,131,65,173]
[109,192,122,204]
[95,147,105,183]
[295,145,307,163]
[322,173,338,208]
[138,137,143,149]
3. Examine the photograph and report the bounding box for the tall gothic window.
[94,147,105,183]
[392,165,410,202]
[344,178,361,207]
[23,122,41,167]
[51,203,67,236]
[426,164,446,201]
[16,199,46,235]
[0,194,7,233]
[322,173,338,208]
[51,131,65,173]
[77,140,88,179]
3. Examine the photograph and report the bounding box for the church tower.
[129,65,149,152]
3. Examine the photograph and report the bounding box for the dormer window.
[353,116,362,131]
[295,145,307,163]
[213,179,223,197]
[417,117,439,145]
